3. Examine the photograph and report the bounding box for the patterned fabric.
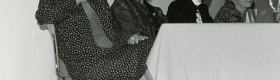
[36,0,154,79]
[214,1,245,23]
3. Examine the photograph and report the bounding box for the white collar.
[192,0,201,6]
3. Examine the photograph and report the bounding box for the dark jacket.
[111,0,167,37]
[167,0,213,23]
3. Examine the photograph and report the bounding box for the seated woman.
[167,0,213,23]
[111,0,167,39]
[214,0,256,23]
[36,0,155,79]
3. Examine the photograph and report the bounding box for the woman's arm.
[35,0,77,25]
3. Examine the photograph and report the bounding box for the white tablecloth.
[147,24,280,80]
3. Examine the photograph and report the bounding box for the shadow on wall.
[203,0,213,7]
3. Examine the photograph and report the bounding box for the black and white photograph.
[1,0,280,80]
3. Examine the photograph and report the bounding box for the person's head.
[231,0,254,10]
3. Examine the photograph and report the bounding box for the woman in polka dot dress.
[36,0,154,79]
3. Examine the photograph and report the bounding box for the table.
[147,24,280,80]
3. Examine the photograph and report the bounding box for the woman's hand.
[76,0,87,5]
[128,34,148,44]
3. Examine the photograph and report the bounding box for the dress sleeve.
[35,0,77,25]
[111,0,142,37]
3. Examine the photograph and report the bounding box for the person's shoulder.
[111,0,129,9]
[197,3,210,11]
[169,0,181,5]
[153,6,164,14]
[168,0,186,8]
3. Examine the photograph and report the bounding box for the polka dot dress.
[36,0,154,79]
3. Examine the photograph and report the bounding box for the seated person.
[167,0,213,23]
[36,0,155,79]
[111,0,167,39]
[214,0,256,23]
